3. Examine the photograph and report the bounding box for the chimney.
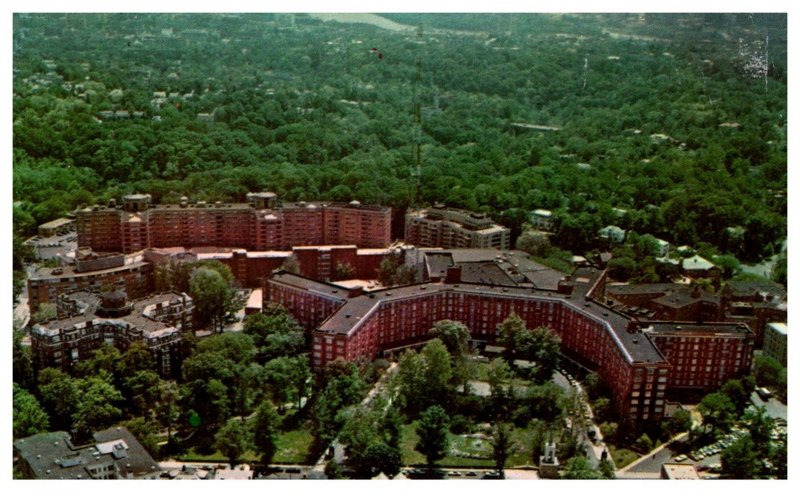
[446,265,462,284]
[348,286,364,298]
[557,278,574,295]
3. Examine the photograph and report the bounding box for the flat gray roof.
[269,271,350,301]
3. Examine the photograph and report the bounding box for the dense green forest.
[13,13,786,261]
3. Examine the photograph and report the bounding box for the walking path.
[309,362,399,477]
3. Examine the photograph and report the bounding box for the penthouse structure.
[267,268,755,423]
[76,192,392,254]
[405,206,510,250]
[30,289,192,377]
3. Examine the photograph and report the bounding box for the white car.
[674,455,687,462]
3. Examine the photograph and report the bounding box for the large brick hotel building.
[76,192,392,253]
[267,267,754,423]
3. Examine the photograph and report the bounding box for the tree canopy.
[13,14,786,266]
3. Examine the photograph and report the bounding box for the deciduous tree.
[562,456,601,479]
[721,435,758,479]
[416,405,450,471]
[491,422,513,479]
[12,384,49,439]
[189,266,236,332]
[251,399,281,465]
[215,418,252,468]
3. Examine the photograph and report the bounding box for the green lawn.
[274,427,314,464]
[400,421,538,468]
[178,426,314,465]
[606,443,639,469]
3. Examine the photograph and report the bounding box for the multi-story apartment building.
[267,268,755,423]
[76,192,392,254]
[144,244,401,289]
[720,281,787,347]
[27,251,152,313]
[405,207,510,250]
[644,322,754,392]
[265,272,349,331]
[30,289,192,377]
[14,426,160,480]
[762,322,787,367]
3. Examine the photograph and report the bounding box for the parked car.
[756,387,772,401]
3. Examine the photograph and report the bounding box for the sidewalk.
[615,432,689,478]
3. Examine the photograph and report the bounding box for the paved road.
[624,444,676,474]
[617,433,689,477]
[552,370,610,469]
[750,392,787,420]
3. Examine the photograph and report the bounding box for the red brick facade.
[31,292,192,378]
[265,274,348,331]
[76,194,392,254]
[27,262,153,313]
[646,323,754,392]
[267,269,755,423]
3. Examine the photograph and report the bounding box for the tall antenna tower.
[411,24,423,206]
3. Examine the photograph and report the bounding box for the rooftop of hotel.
[652,288,719,308]
[422,248,566,290]
[30,258,148,280]
[269,271,351,301]
[643,321,753,336]
[78,194,390,213]
[315,268,667,366]
[606,283,685,295]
